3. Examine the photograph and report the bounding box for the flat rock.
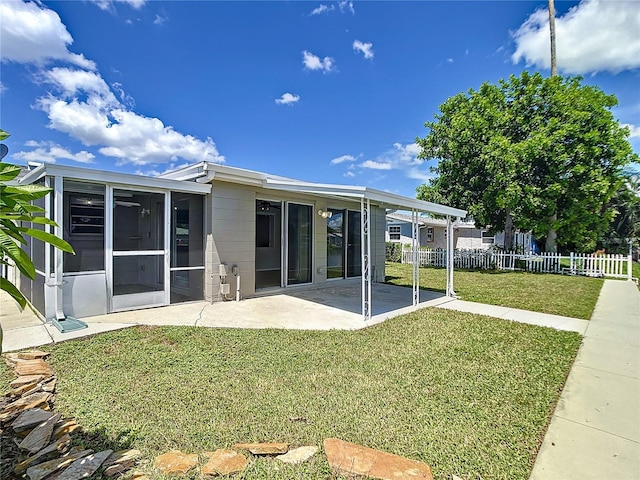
[11,408,55,430]
[14,359,53,377]
[53,420,81,439]
[2,392,52,415]
[26,449,92,480]
[276,446,318,464]
[41,378,57,393]
[14,434,72,475]
[10,375,46,388]
[233,442,288,454]
[19,414,61,453]
[12,380,41,397]
[103,449,142,477]
[130,472,150,480]
[56,449,113,480]
[154,450,199,476]
[17,351,51,360]
[202,449,249,476]
[323,438,433,480]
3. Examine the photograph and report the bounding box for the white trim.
[20,164,211,194]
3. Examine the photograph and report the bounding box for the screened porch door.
[110,189,168,311]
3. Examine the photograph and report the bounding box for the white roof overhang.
[19,164,211,194]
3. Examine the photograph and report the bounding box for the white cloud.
[512,0,640,74]
[0,0,96,69]
[13,141,95,164]
[360,160,392,170]
[0,82,6,95]
[353,40,374,60]
[89,0,146,11]
[36,67,224,166]
[330,154,356,165]
[446,58,454,63]
[622,123,640,138]
[338,1,355,14]
[153,14,166,26]
[302,50,335,73]
[343,171,355,178]
[310,4,335,16]
[275,93,300,105]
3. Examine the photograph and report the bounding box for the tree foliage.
[416,71,638,252]
[0,130,74,312]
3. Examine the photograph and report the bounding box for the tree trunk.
[545,212,558,253]
[549,0,557,76]
[504,210,515,251]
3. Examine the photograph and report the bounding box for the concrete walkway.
[530,279,640,479]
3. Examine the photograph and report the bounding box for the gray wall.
[205,180,387,301]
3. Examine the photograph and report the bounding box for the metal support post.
[361,198,371,321]
[412,209,419,306]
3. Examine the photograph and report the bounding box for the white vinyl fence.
[401,247,634,281]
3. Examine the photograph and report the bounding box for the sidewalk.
[530,279,640,479]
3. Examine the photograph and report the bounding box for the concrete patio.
[1,283,452,352]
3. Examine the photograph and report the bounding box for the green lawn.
[385,262,603,319]
[6,310,582,480]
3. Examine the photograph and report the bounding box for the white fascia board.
[157,161,208,180]
[364,189,467,218]
[18,164,211,194]
[264,178,467,217]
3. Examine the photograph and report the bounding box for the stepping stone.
[10,375,46,388]
[202,449,248,476]
[41,378,57,393]
[233,442,288,454]
[154,450,199,476]
[26,449,92,480]
[11,408,55,430]
[19,414,61,453]
[57,449,113,480]
[323,438,433,480]
[276,445,318,464]
[14,434,72,475]
[103,449,142,477]
[14,359,53,377]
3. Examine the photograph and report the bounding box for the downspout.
[196,163,216,183]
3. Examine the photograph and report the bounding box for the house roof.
[18,163,212,194]
[161,162,468,218]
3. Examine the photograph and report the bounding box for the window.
[389,225,401,241]
[481,231,495,244]
[426,227,434,242]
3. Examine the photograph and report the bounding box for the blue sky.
[1,0,639,198]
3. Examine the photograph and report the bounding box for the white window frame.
[389,225,401,241]
[426,226,434,242]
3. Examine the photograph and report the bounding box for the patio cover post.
[53,175,65,320]
[446,215,455,297]
[361,197,371,321]
[412,209,419,306]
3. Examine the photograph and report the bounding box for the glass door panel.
[327,209,344,279]
[347,210,362,277]
[287,203,312,285]
[255,200,282,289]
[111,189,167,311]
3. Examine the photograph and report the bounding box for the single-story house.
[13,162,466,322]
[386,212,533,252]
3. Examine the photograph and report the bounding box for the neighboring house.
[13,162,466,322]
[386,212,532,251]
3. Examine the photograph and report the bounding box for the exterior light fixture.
[317,209,333,218]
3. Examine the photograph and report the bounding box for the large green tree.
[416,71,638,252]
